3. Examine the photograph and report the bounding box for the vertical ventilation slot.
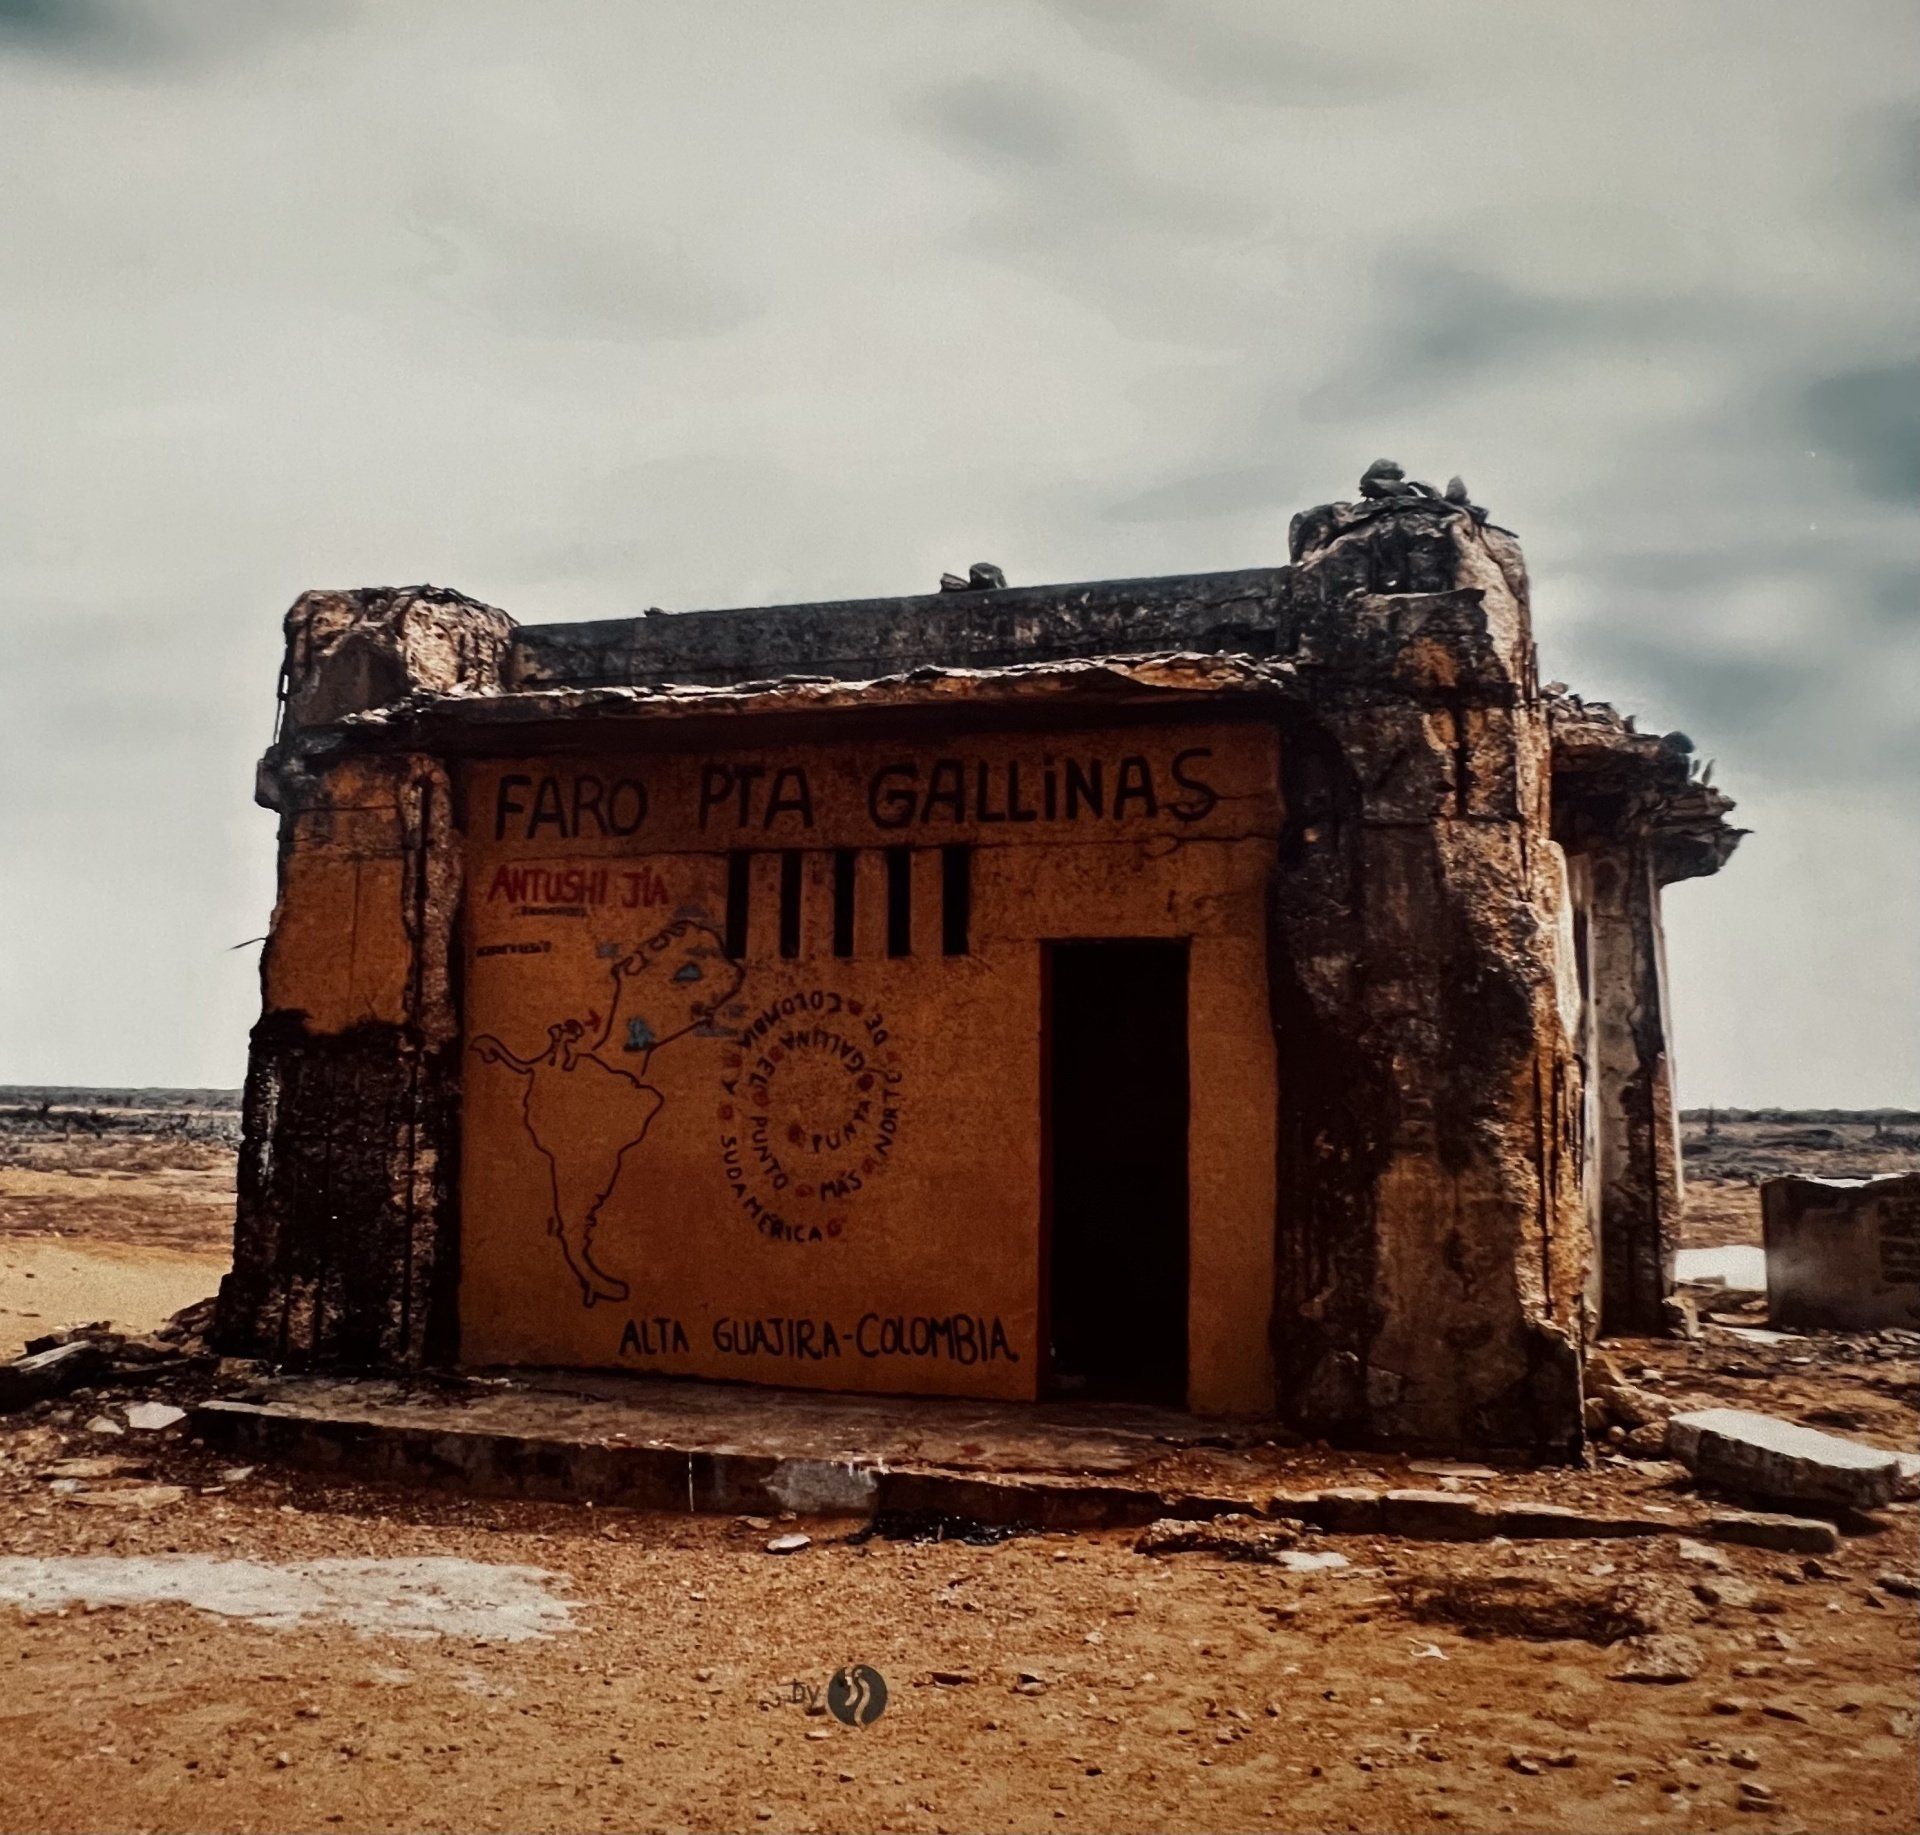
[941,844,972,956]
[778,850,803,959]
[832,849,857,959]
[724,851,751,959]
[885,846,912,957]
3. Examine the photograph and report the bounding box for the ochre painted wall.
[458,719,1281,1412]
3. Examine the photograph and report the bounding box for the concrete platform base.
[191,1371,1283,1529]
[187,1369,1850,1555]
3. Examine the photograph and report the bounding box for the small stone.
[1507,1752,1543,1776]
[1759,1703,1808,1723]
[84,1416,124,1438]
[1710,1699,1747,1716]
[123,1402,187,1432]
[1693,1576,1758,1609]
[1609,1635,1703,1684]
[764,1533,811,1554]
[66,1484,186,1511]
[1875,1571,1920,1600]
[1729,1750,1761,1771]
[928,1669,975,1686]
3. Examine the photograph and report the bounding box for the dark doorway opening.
[1042,940,1190,1405]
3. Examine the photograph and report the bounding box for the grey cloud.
[1098,463,1289,526]
[1801,359,1920,505]
[0,0,154,62]
[1304,255,1743,418]
[400,187,764,345]
[919,71,1081,172]
[0,0,344,71]
[1044,0,1409,109]
[911,69,1265,240]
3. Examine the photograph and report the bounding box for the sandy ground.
[0,1118,1914,1834]
[0,1144,232,1357]
[0,1238,227,1359]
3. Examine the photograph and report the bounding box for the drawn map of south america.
[470,919,743,1306]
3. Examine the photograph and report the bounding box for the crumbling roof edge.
[287,650,1307,750]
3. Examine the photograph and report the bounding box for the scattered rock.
[1396,1574,1662,1645]
[123,1402,188,1433]
[1507,1752,1544,1775]
[1669,1409,1900,1510]
[83,1416,125,1438]
[65,1484,187,1510]
[1134,1515,1304,1564]
[1608,1634,1704,1684]
[1874,1572,1919,1601]
[927,1669,975,1686]
[1624,1421,1671,1458]
[1692,1575,1758,1610]
[0,1340,111,1411]
[764,1533,811,1555]
[41,1457,143,1481]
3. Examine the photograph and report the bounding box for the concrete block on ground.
[1704,1510,1840,1555]
[1763,1171,1920,1332]
[1380,1488,1494,1540]
[1496,1501,1687,1539]
[1668,1407,1900,1510]
[1309,1487,1386,1534]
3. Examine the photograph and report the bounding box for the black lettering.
[764,765,814,829]
[1065,758,1103,819]
[607,778,647,834]
[698,763,733,830]
[528,775,568,838]
[868,763,917,829]
[733,763,766,826]
[494,773,532,840]
[1006,760,1037,822]
[1113,754,1157,820]
[571,774,606,836]
[1168,747,1218,823]
[974,761,1007,824]
[922,759,964,824]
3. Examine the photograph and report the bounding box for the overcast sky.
[2,0,1914,1105]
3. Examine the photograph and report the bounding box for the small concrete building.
[215,469,1742,1452]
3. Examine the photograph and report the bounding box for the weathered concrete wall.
[458,724,1280,1413]
[218,752,464,1366]
[1265,501,1586,1454]
[1585,840,1682,1336]
[1764,1172,1920,1331]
